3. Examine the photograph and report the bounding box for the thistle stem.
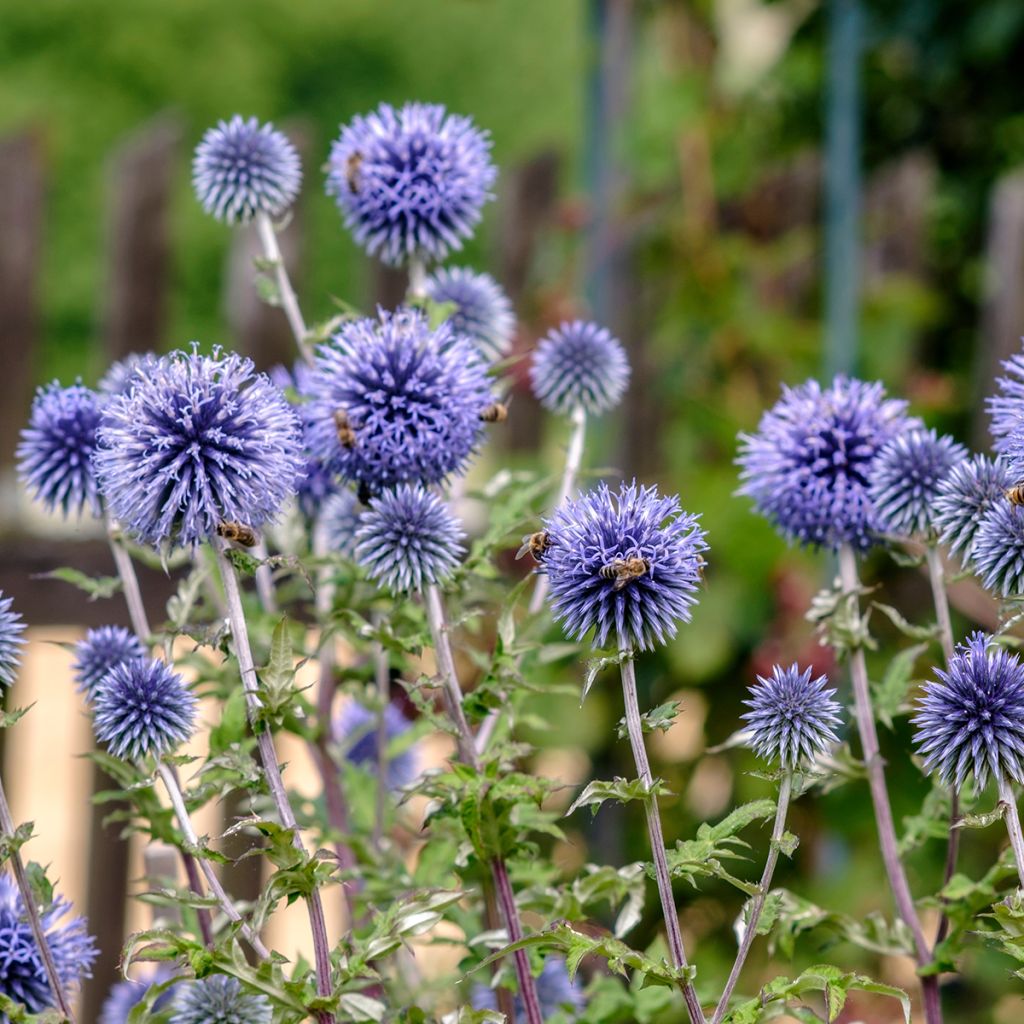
[838,545,942,1024]
[252,540,278,616]
[155,761,270,958]
[619,655,705,1024]
[711,773,792,1024]
[106,516,151,641]
[407,258,428,301]
[214,541,336,1022]
[998,775,1024,890]
[0,773,74,1021]
[422,583,543,1024]
[372,631,390,850]
[255,211,311,364]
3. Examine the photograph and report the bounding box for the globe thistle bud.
[0,875,97,1014]
[326,102,496,267]
[335,700,420,790]
[17,382,103,519]
[914,632,1024,790]
[95,348,305,549]
[742,664,842,768]
[868,428,966,539]
[319,488,363,559]
[0,592,26,690]
[542,481,707,652]
[354,484,464,594]
[169,975,272,1024]
[933,453,1011,566]
[971,501,1024,597]
[73,625,147,704]
[425,267,516,363]
[98,353,159,399]
[192,115,301,224]
[472,957,585,1020]
[529,320,630,417]
[737,376,917,551]
[987,344,1024,453]
[93,658,197,761]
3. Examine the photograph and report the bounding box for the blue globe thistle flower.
[914,632,1024,790]
[933,454,1012,566]
[742,664,842,769]
[192,115,301,225]
[95,348,306,549]
[425,267,516,363]
[98,353,159,399]
[529,320,630,417]
[17,383,103,519]
[0,874,97,1017]
[542,481,707,652]
[169,975,272,1024]
[0,593,26,691]
[93,658,197,761]
[987,346,1024,453]
[737,376,916,551]
[472,957,586,1020]
[99,965,178,1024]
[326,102,496,267]
[972,501,1024,597]
[73,626,147,704]
[355,484,464,594]
[868,428,967,539]
[335,700,420,789]
[306,308,493,492]
[320,488,363,559]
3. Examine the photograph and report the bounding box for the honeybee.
[599,556,650,591]
[516,531,550,563]
[216,520,258,547]
[334,408,357,449]
[344,151,363,194]
[479,402,509,423]
[1007,483,1024,507]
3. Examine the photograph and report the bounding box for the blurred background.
[2,0,1024,1020]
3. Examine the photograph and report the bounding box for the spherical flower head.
[73,625,147,704]
[17,383,103,519]
[742,664,842,768]
[306,308,493,491]
[987,345,1024,453]
[354,484,464,594]
[425,267,516,363]
[737,376,916,551]
[192,115,301,224]
[0,593,26,691]
[95,348,305,549]
[542,481,707,652]
[914,632,1024,790]
[93,658,197,761]
[326,102,496,266]
[169,975,272,1024]
[98,353,159,399]
[320,488,363,559]
[335,700,420,789]
[472,957,586,1020]
[868,428,967,539]
[99,965,178,1024]
[933,454,1012,566]
[971,500,1024,597]
[0,875,97,1016]
[529,320,630,417]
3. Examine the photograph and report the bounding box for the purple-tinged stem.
[998,775,1024,889]
[255,211,311,365]
[372,630,390,851]
[711,773,792,1024]
[252,539,278,617]
[619,656,705,1024]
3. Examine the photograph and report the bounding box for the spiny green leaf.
[566,776,668,818]
[39,566,122,601]
[616,701,681,739]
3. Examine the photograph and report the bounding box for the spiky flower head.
[529,320,630,418]
[326,102,496,267]
[192,115,301,224]
[93,658,197,761]
[0,593,26,691]
[73,626,147,704]
[914,632,1024,790]
[987,344,1024,453]
[737,376,916,551]
[306,308,493,492]
[17,383,103,519]
[98,353,159,399]
[472,957,586,1020]
[169,975,272,1024]
[425,267,516,363]
[972,501,1024,597]
[99,966,178,1024]
[742,664,842,768]
[354,484,464,594]
[868,428,966,539]
[95,348,305,549]
[933,454,1012,566]
[542,481,707,652]
[319,488,363,559]
[335,700,420,790]
[0,875,97,1017]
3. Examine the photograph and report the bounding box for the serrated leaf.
[954,804,1006,830]
[872,602,939,642]
[581,650,632,704]
[339,993,387,1022]
[566,776,667,818]
[616,700,681,739]
[873,642,928,729]
[39,566,122,601]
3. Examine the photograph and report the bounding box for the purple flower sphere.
[99,965,178,1024]
[425,266,516,363]
[472,957,585,1020]
[98,353,159,399]
[987,343,1024,453]
[319,488,363,559]
[335,700,420,790]
[170,975,272,1024]
[972,501,1024,597]
[326,102,496,266]
[933,453,1011,566]
[73,625,147,704]
[0,593,26,691]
